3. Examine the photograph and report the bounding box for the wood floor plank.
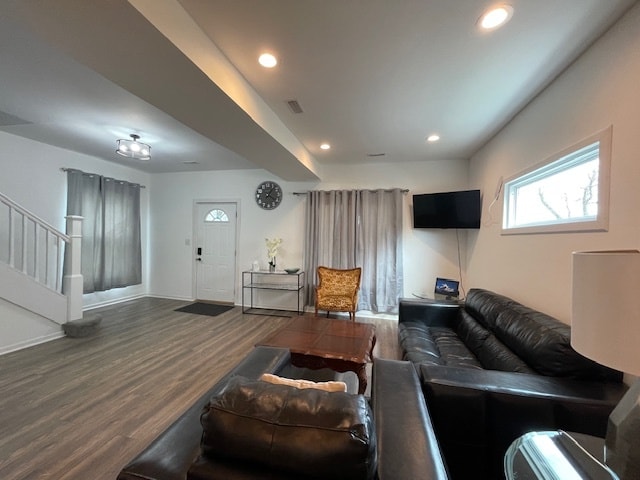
[0,297,401,479]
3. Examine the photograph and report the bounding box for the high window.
[502,127,611,234]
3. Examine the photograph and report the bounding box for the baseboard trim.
[146,294,194,302]
[302,306,398,321]
[84,294,203,310]
[83,293,148,311]
[0,330,65,356]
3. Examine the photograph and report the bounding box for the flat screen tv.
[413,189,481,229]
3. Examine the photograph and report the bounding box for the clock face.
[255,181,283,210]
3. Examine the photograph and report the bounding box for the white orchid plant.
[265,237,282,268]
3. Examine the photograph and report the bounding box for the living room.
[1,1,640,478]
[1,1,639,350]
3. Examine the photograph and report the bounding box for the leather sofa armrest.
[372,359,449,480]
[117,347,292,480]
[419,364,627,479]
[399,298,461,328]
[420,365,627,421]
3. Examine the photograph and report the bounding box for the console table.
[242,270,305,316]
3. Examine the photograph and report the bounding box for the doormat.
[174,302,234,317]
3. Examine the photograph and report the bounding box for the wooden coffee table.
[257,316,376,394]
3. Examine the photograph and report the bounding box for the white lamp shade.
[571,250,640,376]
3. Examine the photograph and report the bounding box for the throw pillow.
[260,372,348,392]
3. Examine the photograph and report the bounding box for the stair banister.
[0,191,83,324]
[64,215,83,322]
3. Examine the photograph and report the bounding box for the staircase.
[0,191,83,326]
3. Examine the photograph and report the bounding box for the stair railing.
[0,191,83,322]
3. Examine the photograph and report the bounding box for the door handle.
[196,257,202,262]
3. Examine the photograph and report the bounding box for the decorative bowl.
[284,268,300,274]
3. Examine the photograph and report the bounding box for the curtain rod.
[60,168,146,189]
[293,188,409,196]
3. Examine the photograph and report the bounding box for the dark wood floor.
[0,297,402,480]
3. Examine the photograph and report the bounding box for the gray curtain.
[303,190,358,305]
[303,188,403,313]
[65,169,142,293]
[356,189,403,313]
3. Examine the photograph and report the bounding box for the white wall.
[0,132,151,309]
[467,3,640,322]
[149,169,309,308]
[149,159,470,306]
[0,298,63,354]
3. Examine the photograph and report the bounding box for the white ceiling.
[0,0,636,180]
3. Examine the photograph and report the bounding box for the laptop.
[434,277,460,300]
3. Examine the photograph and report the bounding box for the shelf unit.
[242,270,305,316]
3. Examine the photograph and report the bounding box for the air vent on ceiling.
[367,153,386,157]
[182,161,200,165]
[286,99,304,114]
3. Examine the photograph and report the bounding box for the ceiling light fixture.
[427,134,441,143]
[320,143,331,150]
[478,4,514,31]
[258,53,277,68]
[116,134,151,160]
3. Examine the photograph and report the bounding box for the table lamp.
[571,250,640,480]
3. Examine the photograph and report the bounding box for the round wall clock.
[255,181,283,210]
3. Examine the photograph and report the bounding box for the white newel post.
[64,215,84,322]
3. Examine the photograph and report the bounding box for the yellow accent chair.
[314,266,362,321]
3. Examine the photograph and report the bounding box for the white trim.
[0,330,65,356]
[83,293,148,311]
[301,305,398,321]
[502,126,612,235]
[145,293,194,302]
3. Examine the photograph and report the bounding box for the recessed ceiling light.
[478,4,513,31]
[320,143,331,150]
[258,53,277,68]
[427,134,440,143]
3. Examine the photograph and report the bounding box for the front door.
[194,202,237,303]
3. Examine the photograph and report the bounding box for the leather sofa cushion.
[464,288,516,329]
[492,304,620,380]
[198,376,377,480]
[466,289,621,381]
[456,310,535,374]
[399,321,482,369]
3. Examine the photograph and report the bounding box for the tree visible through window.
[502,127,611,234]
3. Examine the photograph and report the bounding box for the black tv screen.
[413,189,481,229]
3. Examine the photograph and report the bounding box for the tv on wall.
[412,189,481,229]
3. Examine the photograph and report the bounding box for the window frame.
[501,126,612,235]
[205,209,229,223]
